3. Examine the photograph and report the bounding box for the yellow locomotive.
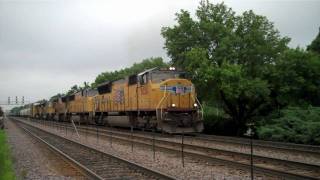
[17,67,203,133]
[32,100,47,119]
[93,67,203,133]
[61,89,97,123]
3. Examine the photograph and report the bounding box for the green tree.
[268,48,320,107]
[307,27,320,54]
[50,93,64,101]
[82,82,90,89]
[10,106,23,115]
[161,1,289,135]
[66,85,80,95]
[91,57,168,87]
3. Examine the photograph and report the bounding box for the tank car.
[19,104,32,117]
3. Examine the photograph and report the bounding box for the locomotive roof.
[138,67,185,75]
[33,99,47,106]
[97,78,126,88]
[62,88,97,98]
[137,67,158,76]
[97,80,114,87]
[96,67,185,88]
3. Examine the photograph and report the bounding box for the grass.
[0,130,15,180]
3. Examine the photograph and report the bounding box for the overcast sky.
[0,0,319,110]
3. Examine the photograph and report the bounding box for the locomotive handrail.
[157,89,167,120]
[71,119,81,140]
[160,95,169,120]
[191,86,204,120]
[195,96,204,120]
[156,85,168,121]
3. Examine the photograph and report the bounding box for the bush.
[202,105,237,136]
[257,106,320,145]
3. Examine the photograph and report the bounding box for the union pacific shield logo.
[160,85,192,94]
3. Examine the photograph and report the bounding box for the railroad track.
[29,118,320,159]
[193,134,320,156]
[15,117,320,179]
[29,117,320,157]
[13,119,175,180]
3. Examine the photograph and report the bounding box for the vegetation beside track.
[0,130,15,180]
[257,107,320,145]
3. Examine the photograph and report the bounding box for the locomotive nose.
[157,78,203,133]
[159,79,195,110]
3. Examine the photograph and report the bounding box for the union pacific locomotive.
[17,67,203,133]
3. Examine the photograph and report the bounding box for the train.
[15,67,204,133]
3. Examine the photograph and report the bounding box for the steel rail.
[31,117,319,156]
[15,121,104,180]
[39,119,320,166]
[192,134,320,155]
[13,118,176,180]
[69,126,320,179]
[16,117,320,180]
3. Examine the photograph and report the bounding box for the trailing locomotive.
[15,67,204,133]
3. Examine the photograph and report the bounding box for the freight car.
[20,105,32,117]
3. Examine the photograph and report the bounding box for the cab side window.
[139,73,148,85]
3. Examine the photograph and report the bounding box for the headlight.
[194,103,198,107]
[171,103,176,107]
[169,67,176,71]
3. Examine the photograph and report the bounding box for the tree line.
[18,1,320,145]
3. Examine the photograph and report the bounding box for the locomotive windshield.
[151,71,187,83]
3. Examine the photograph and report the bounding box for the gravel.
[47,121,320,166]
[4,119,86,180]
[98,126,319,166]
[171,136,320,166]
[23,119,280,180]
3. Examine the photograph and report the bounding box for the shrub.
[257,106,320,145]
[202,105,237,136]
